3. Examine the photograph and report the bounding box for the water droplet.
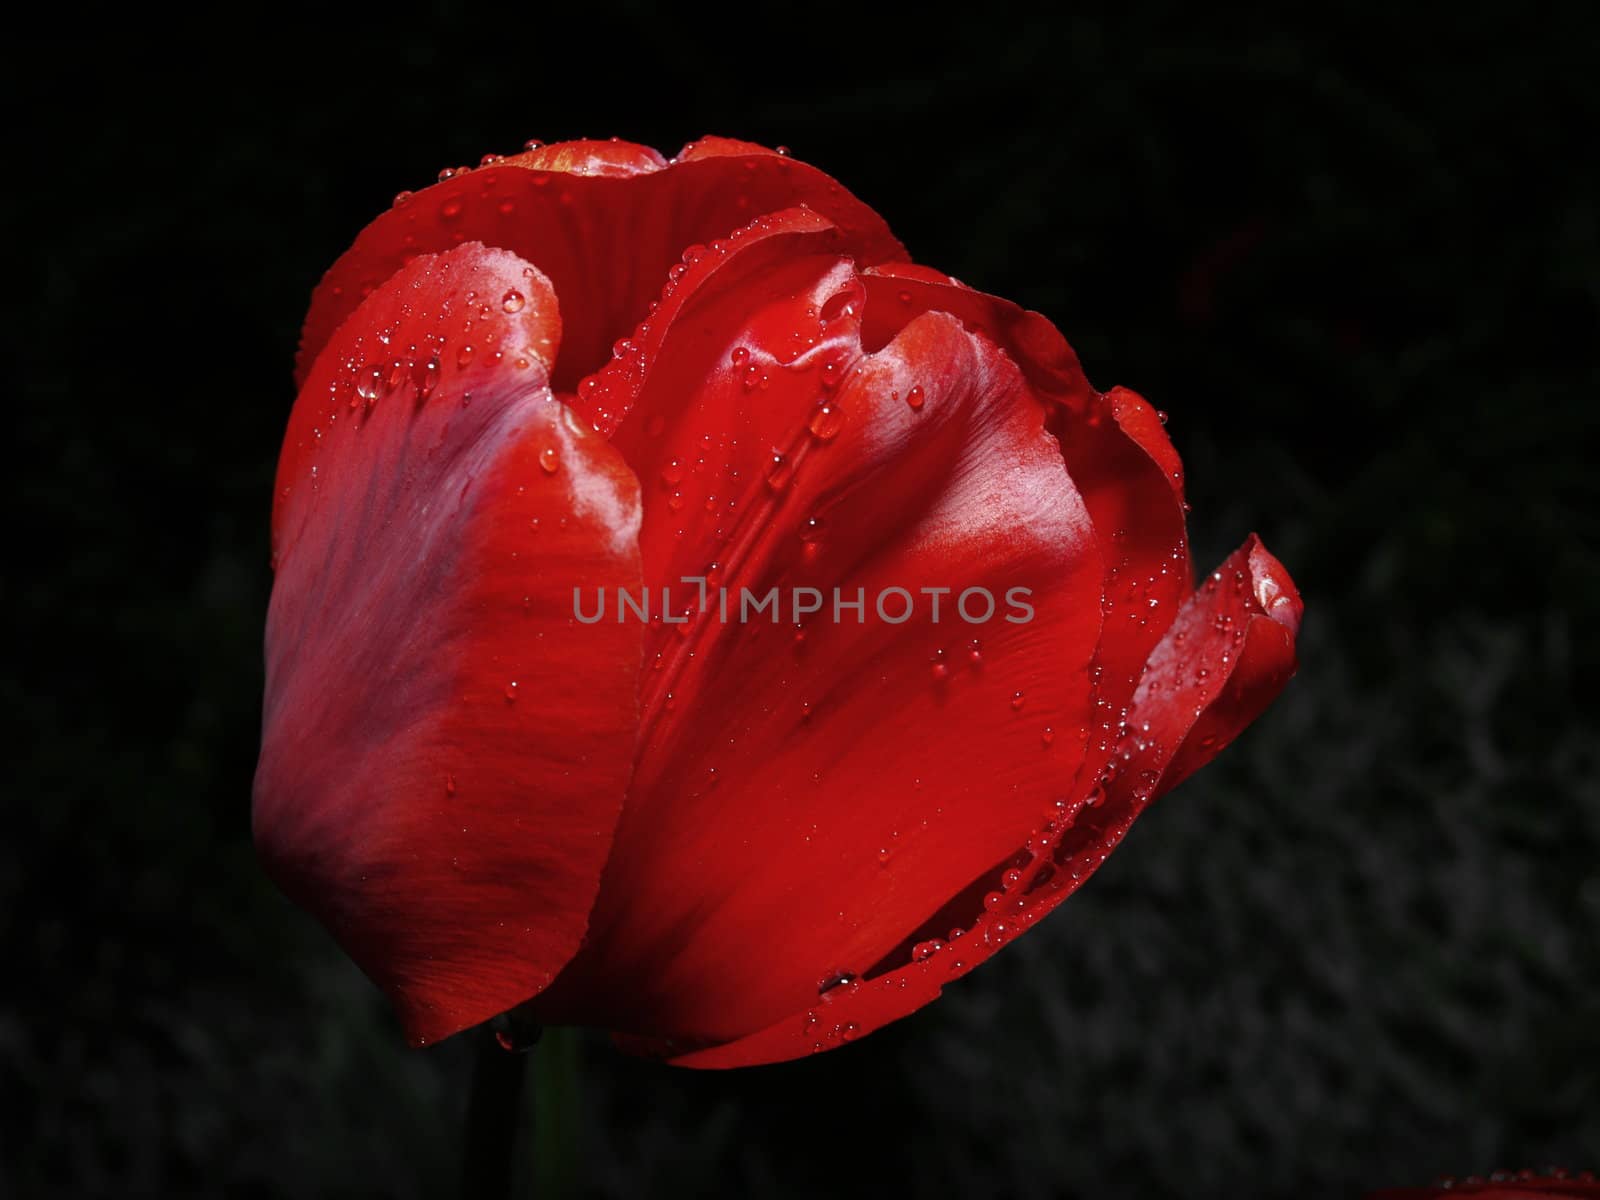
[355,365,383,405]
[504,681,519,702]
[819,283,863,323]
[415,356,440,401]
[930,650,949,682]
[807,403,844,440]
[501,289,525,313]
[905,385,925,410]
[539,446,559,474]
[1010,690,1025,711]
[818,970,856,995]
[911,939,945,962]
[798,516,826,544]
[765,452,792,491]
[523,138,545,151]
[490,1012,541,1053]
[1041,726,1055,747]
[456,343,475,368]
[730,345,750,365]
[439,198,464,222]
[445,774,457,796]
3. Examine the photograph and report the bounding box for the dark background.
[8,13,1597,1198]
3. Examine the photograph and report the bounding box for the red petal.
[1142,536,1301,794]
[859,267,1191,774]
[859,263,1092,403]
[297,138,906,395]
[1366,1172,1600,1199]
[1054,385,1193,767]
[255,244,643,1046]
[533,218,1105,1048]
[671,534,1298,1067]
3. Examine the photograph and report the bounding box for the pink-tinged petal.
[533,219,1105,1049]
[297,138,906,395]
[256,244,643,1047]
[515,138,668,177]
[861,264,1192,796]
[671,534,1298,1067]
[860,263,1091,403]
[1053,385,1193,766]
[1140,536,1301,794]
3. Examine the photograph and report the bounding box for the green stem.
[531,1027,581,1199]
[462,1032,529,1199]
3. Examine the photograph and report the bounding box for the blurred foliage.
[6,10,1596,1198]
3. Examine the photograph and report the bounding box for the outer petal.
[255,244,643,1046]
[673,534,1299,1067]
[297,138,906,394]
[859,263,1091,403]
[533,213,1105,1048]
[860,266,1193,778]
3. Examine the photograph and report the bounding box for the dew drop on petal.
[807,403,844,441]
[355,365,383,404]
[818,970,856,996]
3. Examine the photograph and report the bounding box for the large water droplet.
[818,970,857,996]
[807,403,844,441]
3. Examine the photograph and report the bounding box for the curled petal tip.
[1246,533,1303,635]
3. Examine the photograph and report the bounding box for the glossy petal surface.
[256,244,643,1046]
[673,535,1299,1066]
[297,138,906,394]
[535,214,1105,1046]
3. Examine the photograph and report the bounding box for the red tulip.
[1367,1170,1600,1198]
[255,136,1303,1067]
